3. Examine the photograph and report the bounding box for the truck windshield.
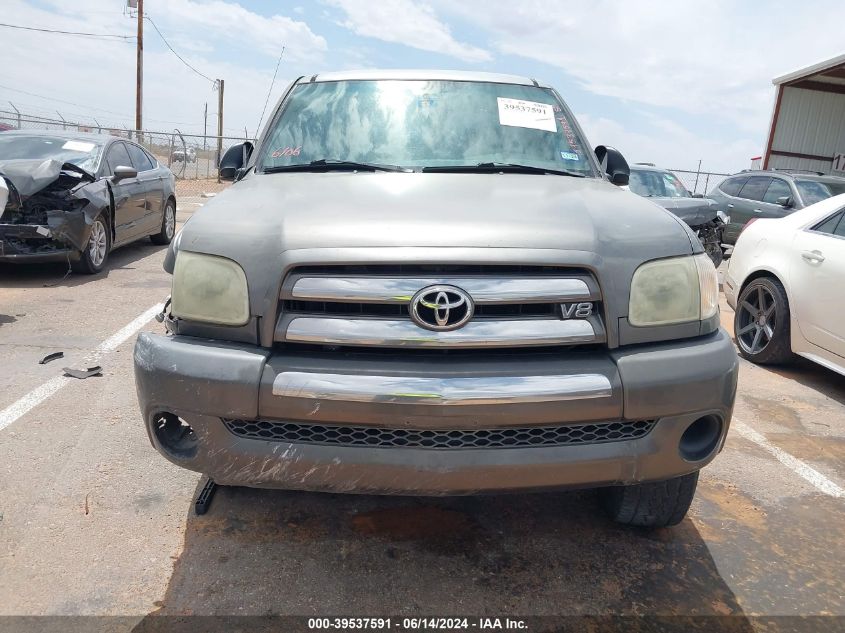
[0,135,103,173]
[258,79,597,176]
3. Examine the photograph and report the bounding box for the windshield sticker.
[497,97,557,132]
[62,140,96,152]
[271,146,301,158]
[418,94,437,109]
[557,116,581,152]
[560,151,579,161]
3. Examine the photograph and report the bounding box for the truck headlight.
[171,251,249,326]
[629,254,718,327]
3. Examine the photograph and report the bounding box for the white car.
[724,194,845,376]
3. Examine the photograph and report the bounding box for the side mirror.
[112,165,138,182]
[776,196,793,208]
[594,145,630,186]
[692,192,704,199]
[219,141,254,181]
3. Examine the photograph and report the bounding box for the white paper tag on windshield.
[62,140,96,152]
[497,97,557,132]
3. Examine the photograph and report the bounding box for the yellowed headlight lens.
[171,251,249,326]
[629,256,700,327]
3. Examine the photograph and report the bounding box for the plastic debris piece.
[195,478,218,515]
[62,365,103,379]
[39,351,64,364]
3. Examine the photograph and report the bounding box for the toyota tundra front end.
[133,70,738,527]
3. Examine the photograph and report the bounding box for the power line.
[0,22,135,40]
[0,83,137,118]
[255,46,285,135]
[0,84,198,126]
[144,16,216,85]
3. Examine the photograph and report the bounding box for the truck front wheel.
[601,471,699,527]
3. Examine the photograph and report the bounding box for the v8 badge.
[560,302,593,319]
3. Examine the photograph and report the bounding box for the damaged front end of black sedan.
[0,159,110,263]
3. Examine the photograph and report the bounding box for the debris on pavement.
[62,365,102,379]
[38,351,64,365]
[194,478,218,516]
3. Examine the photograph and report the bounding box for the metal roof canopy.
[764,54,845,171]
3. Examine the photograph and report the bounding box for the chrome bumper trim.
[272,371,613,405]
[288,276,594,304]
[280,316,601,348]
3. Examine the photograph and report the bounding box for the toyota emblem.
[410,285,474,331]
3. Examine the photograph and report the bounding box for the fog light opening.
[152,412,198,458]
[679,415,722,462]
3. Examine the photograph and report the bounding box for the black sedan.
[0,130,177,273]
[626,164,727,266]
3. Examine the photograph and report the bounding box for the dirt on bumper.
[133,330,739,493]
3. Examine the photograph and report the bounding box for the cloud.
[577,112,760,175]
[0,0,328,137]
[435,0,845,133]
[156,0,327,62]
[326,0,491,63]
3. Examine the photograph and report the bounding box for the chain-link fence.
[0,109,249,197]
[669,168,730,196]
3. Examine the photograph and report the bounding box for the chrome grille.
[276,265,604,349]
[283,300,560,318]
[222,419,655,449]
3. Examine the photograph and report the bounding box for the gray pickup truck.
[133,70,738,527]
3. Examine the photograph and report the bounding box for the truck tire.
[601,471,699,527]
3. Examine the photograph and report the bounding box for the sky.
[2,0,845,173]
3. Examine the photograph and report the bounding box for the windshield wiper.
[422,162,586,177]
[263,159,411,174]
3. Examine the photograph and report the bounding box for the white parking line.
[734,420,845,498]
[0,303,163,433]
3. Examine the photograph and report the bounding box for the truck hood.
[177,172,693,254]
[171,172,699,327]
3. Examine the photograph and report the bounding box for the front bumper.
[0,224,76,263]
[133,330,739,494]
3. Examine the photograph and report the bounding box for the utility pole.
[203,102,208,153]
[216,79,225,169]
[135,0,144,141]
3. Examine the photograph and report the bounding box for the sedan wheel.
[88,219,108,267]
[151,199,176,245]
[71,214,111,274]
[165,204,176,239]
[734,277,793,365]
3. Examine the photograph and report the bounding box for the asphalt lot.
[0,209,843,629]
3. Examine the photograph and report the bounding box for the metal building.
[764,53,845,173]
